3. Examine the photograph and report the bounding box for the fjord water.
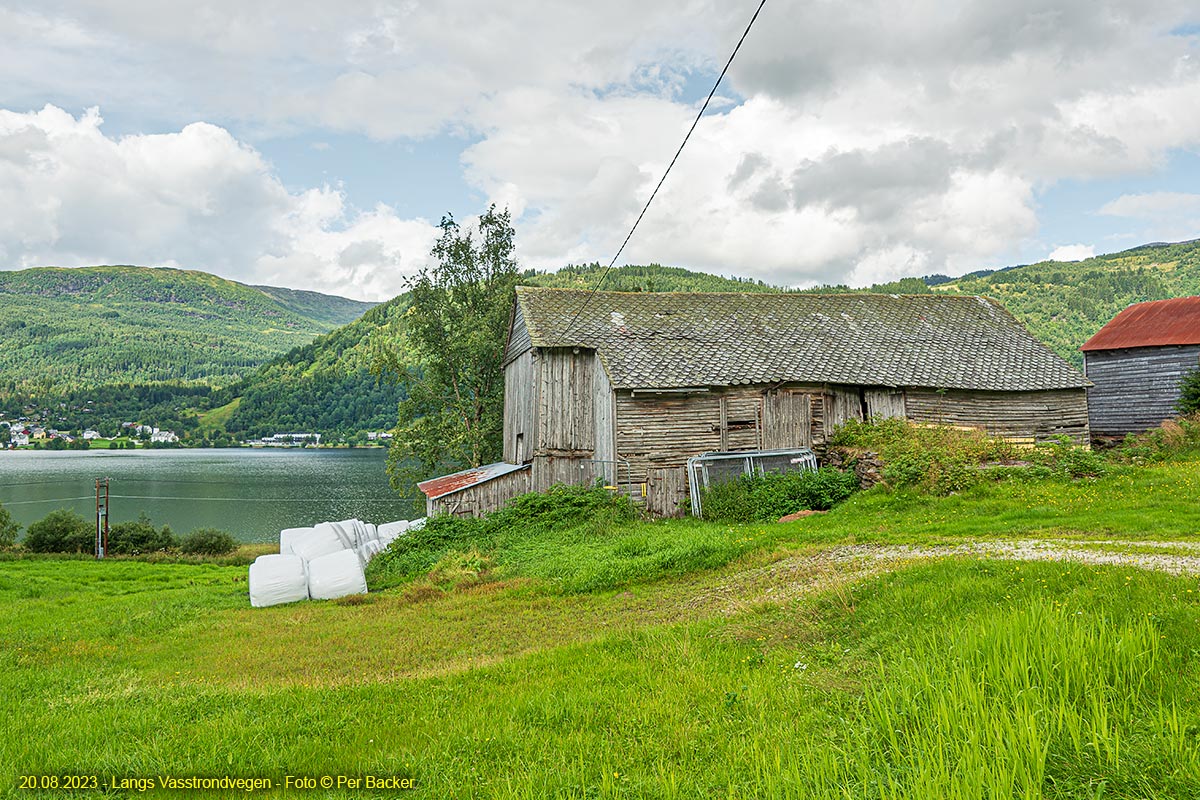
[0,449,419,543]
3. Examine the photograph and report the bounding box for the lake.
[0,449,422,543]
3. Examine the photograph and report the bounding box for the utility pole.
[95,477,110,559]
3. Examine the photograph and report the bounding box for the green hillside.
[931,240,1200,367]
[0,265,373,396]
[219,295,411,441]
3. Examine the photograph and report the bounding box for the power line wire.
[556,0,768,344]
[3,494,97,506]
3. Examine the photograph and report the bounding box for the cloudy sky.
[1,1,1198,300]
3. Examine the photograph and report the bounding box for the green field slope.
[0,265,374,396]
[4,460,1200,797]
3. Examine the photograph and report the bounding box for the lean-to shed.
[497,288,1090,516]
[1081,296,1200,439]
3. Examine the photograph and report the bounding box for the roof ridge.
[516,285,989,300]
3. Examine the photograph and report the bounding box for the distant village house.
[420,288,1090,517]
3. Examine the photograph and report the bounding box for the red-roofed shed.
[1082,297,1200,438]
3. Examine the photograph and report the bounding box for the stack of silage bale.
[248,517,425,607]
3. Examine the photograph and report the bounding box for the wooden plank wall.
[762,389,813,449]
[615,391,723,485]
[593,355,616,468]
[824,388,864,438]
[865,389,906,419]
[720,392,762,451]
[531,454,602,493]
[1084,345,1200,436]
[646,467,689,518]
[503,302,532,364]
[905,388,1090,444]
[503,349,536,464]
[536,348,595,453]
[429,468,532,518]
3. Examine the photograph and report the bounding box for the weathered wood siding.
[720,392,762,451]
[428,467,531,518]
[503,302,532,364]
[824,387,865,438]
[1084,345,1200,436]
[646,466,689,518]
[615,391,722,486]
[503,349,536,464]
[865,389,906,419]
[905,388,1089,444]
[536,348,595,453]
[530,454,603,492]
[592,357,616,473]
[763,389,814,449]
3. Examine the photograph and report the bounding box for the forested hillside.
[217,296,411,441]
[0,266,373,397]
[932,240,1200,367]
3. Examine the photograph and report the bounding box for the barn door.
[646,467,689,518]
[864,389,906,420]
[763,390,813,449]
[824,389,864,437]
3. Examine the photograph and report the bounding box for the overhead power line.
[556,0,769,344]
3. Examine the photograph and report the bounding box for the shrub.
[367,484,634,584]
[829,417,1105,494]
[1033,435,1106,479]
[180,527,238,556]
[1116,414,1200,463]
[700,467,860,523]
[107,514,176,555]
[0,502,19,550]
[1176,368,1200,415]
[24,509,94,553]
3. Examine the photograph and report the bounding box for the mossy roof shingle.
[513,287,1088,392]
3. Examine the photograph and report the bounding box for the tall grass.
[787,601,1193,797]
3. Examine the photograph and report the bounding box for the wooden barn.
[1082,296,1200,439]
[438,287,1088,518]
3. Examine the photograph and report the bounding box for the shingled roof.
[510,287,1088,392]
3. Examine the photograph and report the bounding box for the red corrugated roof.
[1081,296,1200,351]
[417,462,528,500]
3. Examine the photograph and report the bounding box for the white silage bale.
[279,527,314,555]
[248,554,309,608]
[362,522,378,542]
[292,524,346,563]
[377,520,409,543]
[328,519,360,549]
[358,538,385,565]
[307,549,368,600]
[408,517,427,532]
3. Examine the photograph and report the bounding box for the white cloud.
[2,1,1200,289]
[1096,191,1200,246]
[1047,244,1096,262]
[0,106,437,300]
[1099,192,1200,218]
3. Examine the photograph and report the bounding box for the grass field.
[3,461,1200,798]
